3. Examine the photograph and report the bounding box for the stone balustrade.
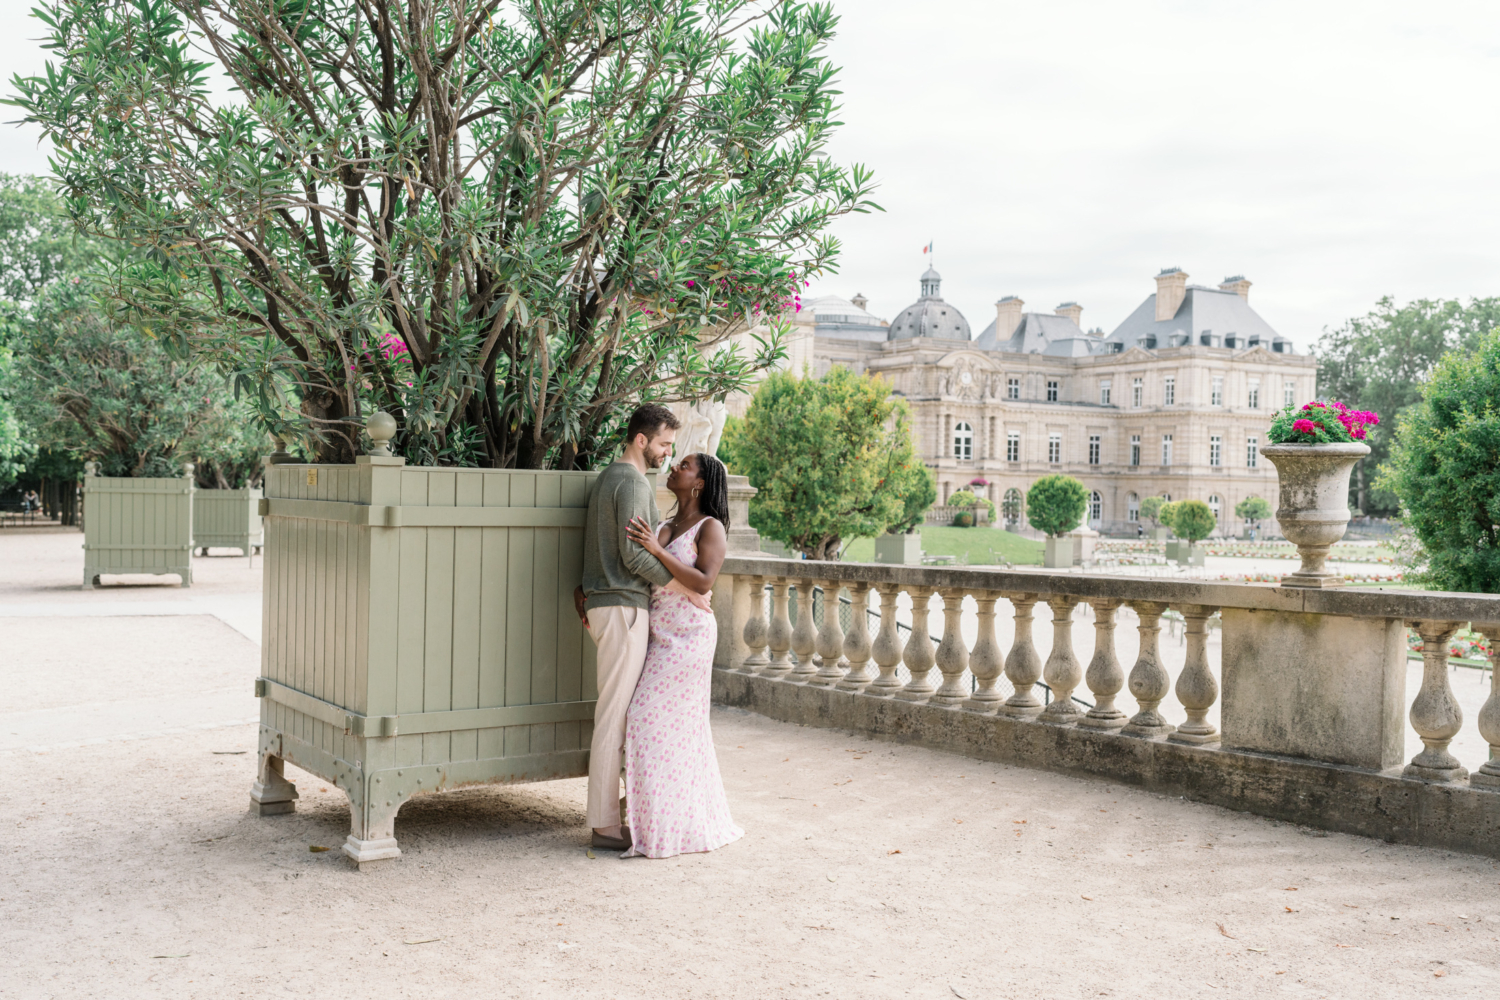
[711,558,1500,858]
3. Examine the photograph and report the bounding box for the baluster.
[1121,601,1174,737]
[739,577,769,674]
[763,580,794,678]
[930,589,971,707]
[1404,619,1468,782]
[866,584,905,697]
[1471,623,1500,790]
[1167,605,1220,745]
[1001,594,1044,718]
[1040,596,1084,723]
[789,581,819,680]
[838,583,876,691]
[811,580,848,686]
[896,587,938,702]
[1079,599,1126,730]
[962,591,1005,713]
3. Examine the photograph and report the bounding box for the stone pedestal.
[658,473,760,553]
[1221,609,1406,770]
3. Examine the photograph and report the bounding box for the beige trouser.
[585,604,651,829]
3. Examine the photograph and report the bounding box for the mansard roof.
[973,312,1101,355]
[1105,285,1293,353]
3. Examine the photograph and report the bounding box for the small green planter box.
[874,533,922,565]
[252,456,598,866]
[193,487,263,561]
[1043,535,1074,569]
[81,464,194,588]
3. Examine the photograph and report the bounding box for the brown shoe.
[591,828,632,851]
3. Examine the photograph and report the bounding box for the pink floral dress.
[622,517,744,859]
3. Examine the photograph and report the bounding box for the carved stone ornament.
[949,357,983,400]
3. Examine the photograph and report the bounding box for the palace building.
[786,267,1316,535]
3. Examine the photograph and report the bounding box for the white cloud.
[2,1,1497,350]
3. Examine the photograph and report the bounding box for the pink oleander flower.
[1292,418,1318,434]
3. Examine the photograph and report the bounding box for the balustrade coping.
[722,556,1500,624]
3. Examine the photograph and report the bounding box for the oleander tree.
[10,0,878,469]
[1025,474,1086,539]
[1380,330,1500,593]
[721,366,929,559]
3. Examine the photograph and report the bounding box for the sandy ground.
[2,529,1498,998]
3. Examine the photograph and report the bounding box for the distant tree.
[887,460,936,536]
[3,279,267,482]
[12,0,877,468]
[1234,496,1272,529]
[0,343,28,489]
[1139,495,1166,529]
[1380,330,1500,592]
[1158,500,1180,534]
[1317,296,1500,513]
[1026,475,1087,538]
[723,367,927,560]
[1169,500,1217,544]
[946,488,995,523]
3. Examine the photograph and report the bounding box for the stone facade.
[787,268,1317,537]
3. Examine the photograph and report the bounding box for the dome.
[888,268,971,341]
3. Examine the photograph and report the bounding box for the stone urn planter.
[1262,442,1369,588]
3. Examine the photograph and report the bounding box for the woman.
[620,452,744,859]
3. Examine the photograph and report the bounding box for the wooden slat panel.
[423,471,456,765]
[451,473,483,763]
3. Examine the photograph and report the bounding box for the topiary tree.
[1139,495,1166,529]
[1235,496,1272,530]
[1158,500,1180,535]
[946,488,996,523]
[722,366,927,560]
[1026,475,1087,538]
[1380,329,1500,592]
[1170,500,1217,544]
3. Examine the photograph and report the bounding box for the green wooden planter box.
[193,487,263,561]
[81,463,194,588]
[251,456,598,866]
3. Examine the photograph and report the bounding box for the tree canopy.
[720,366,930,559]
[1138,494,1165,529]
[1316,295,1500,513]
[1163,499,1215,543]
[1234,495,1272,526]
[1380,330,1500,593]
[10,0,877,469]
[1026,474,1086,538]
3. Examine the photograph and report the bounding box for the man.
[575,403,679,851]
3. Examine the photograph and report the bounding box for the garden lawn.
[842,526,1043,566]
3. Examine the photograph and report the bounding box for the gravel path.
[2,529,1497,998]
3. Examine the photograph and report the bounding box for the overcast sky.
[2,1,1498,350]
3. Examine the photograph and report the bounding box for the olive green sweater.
[582,461,673,610]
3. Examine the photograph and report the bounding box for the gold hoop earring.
[692,488,701,498]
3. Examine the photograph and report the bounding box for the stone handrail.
[712,556,1500,857]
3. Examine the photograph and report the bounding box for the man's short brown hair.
[624,403,680,445]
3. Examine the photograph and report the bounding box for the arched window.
[1126,492,1140,522]
[1089,490,1103,525]
[1002,488,1024,526]
[953,421,973,461]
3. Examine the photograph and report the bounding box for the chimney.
[995,296,1024,338]
[851,292,869,311]
[1155,268,1188,321]
[1219,275,1251,301]
[1055,301,1083,327]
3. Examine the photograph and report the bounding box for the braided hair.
[693,453,731,529]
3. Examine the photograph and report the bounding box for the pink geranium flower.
[1292,418,1317,434]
